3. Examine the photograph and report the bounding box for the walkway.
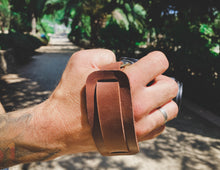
[1,34,219,170]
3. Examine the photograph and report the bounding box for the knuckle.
[70,49,116,64]
[133,101,146,120]
[166,77,179,98]
[101,49,116,61]
[151,51,169,70]
[102,49,115,56]
[69,50,83,63]
[136,123,152,138]
[103,50,116,63]
[171,101,179,116]
[135,127,144,138]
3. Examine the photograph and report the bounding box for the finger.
[69,49,116,69]
[124,51,169,87]
[135,101,178,139]
[0,102,5,114]
[132,75,178,120]
[138,125,165,141]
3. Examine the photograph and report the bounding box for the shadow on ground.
[0,74,51,112]
[19,126,220,170]
[2,34,219,170]
[168,105,220,139]
[2,63,220,170]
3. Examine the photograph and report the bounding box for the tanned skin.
[0,50,178,169]
[0,106,60,168]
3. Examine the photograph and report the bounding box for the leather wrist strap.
[86,62,139,156]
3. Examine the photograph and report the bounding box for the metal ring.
[159,108,168,123]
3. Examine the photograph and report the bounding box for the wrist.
[33,99,97,156]
[23,102,63,160]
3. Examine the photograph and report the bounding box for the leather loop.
[96,82,128,152]
[86,62,139,156]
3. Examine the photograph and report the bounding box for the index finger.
[124,51,169,87]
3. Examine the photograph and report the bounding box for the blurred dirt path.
[1,34,219,170]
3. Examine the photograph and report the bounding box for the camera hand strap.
[86,62,139,156]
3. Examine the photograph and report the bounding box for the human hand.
[36,49,178,156]
[0,102,5,114]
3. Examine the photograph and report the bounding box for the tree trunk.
[31,14,36,35]
[0,50,7,74]
[90,16,98,47]
[0,26,4,33]
[90,15,107,47]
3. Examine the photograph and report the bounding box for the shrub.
[0,33,44,62]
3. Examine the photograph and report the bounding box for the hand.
[123,51,178,141]
[0,102,5,114]
[35,49,178,156]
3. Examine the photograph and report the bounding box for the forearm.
[0,98,97,168]
[0,103,61,168]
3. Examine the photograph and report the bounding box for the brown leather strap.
[86,62,139,156]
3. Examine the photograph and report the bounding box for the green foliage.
[200,24,214,35]
[60,0,147,50]
[1,0,219,111]
[68,13,91,45]
[0,0,10,32]
[99,20,144,56]
[112,8,129,30]
[10,11,32,33]
[44,0,64,15]
[9,0,47,33]
[126,3,146,33]
[37,14,55,35]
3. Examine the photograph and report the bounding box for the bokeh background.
[0,0,220,170]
